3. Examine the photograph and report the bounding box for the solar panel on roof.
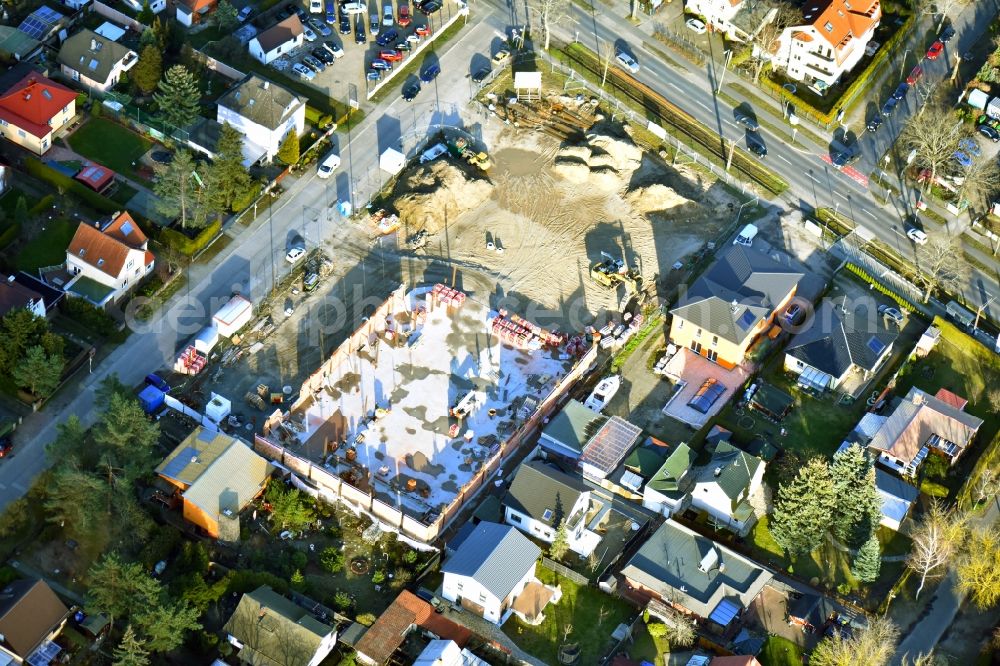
[708,598,740,626]
[160,445,199,480]
[867,336,886,355]
[737,309,757,330]
[17,6,63,39]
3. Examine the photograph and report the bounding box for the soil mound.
[625,182,699,215]
[393,160,493,233]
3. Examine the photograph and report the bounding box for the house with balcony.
[668,244,802,369]
[772,0,881,89]
[0,72,76,155]
[685,0,777,42]
[64,211,153,306]
[690,441,764,535]
[58,29,138,93]
[502,461,597,556]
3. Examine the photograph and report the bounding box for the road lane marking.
[668,81,682,91]
[834,191,849,200]
[777,155,791,164]
[863,209,877,219]
[694,99,709,110]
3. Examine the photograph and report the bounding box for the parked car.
[146,373,171,392]
[472,67,490,83]
[746,131,766,158]
[978,124,1000,142]
[398,4,411,25]
[878,304,905,325]
[309,17,332,36]
[395,40,412,51]
[379,48,404,61]
[303,24,318,41]
[376,28,398,46]
[866,115,882,133]
[492,48,510,65]
[367,70,382,81]
[369,12,380,34]
[303,54,325,71]
[420,63,441,82]
[415,24,431,37]
[355,16,367,43]
[292,62,316,80]
[685,17,707,34]
[313,47,335,65]
[734,109,759,131]
[370,58,392,70]
[339,11,352,33]
[891,82,909,100]
[615,50,640,74]
[277,4,295,19]
[317,151,341,178]
[0,436,12,459]
[151,150,173,164]
[403,82,420,101]
[325,0,336,23]
[383,4,394,25]
[906,65,923,85]
[939,24,956,42]
[906,226,928,244]
[341,1,367,14]
[324,41,345,58]
[953,150,972,167]
[419,0,441,13]
[831,150,860,168]
[286,247,306,263]
[237,5,253,22]
[881,97,898,117]
[926,40,944,60]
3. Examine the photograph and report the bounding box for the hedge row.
[762,13,916,125]
[0,224,20,250]
[844,262,914,310]
[160,219,222,256]
[29,195,55,216]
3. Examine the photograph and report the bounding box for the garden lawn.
[68,118,153,182]
[759,635,805,666]
[504,567,637,665]
[630,621,670,662]
[16,218,77,271]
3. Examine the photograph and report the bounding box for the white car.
[285,247,306,263]
[341,1,366,14]
[906,227,928,244]
[303,25,318,41]
[383,4,394,25]
[686,17,707,34]
[324,42,345,58]
[615,50,640,74]
[317,151,341,178]
[292,63,316,80]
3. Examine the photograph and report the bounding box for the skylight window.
[541,508,553,521]
[78,248,85,256]
[737,310,757,331]
[88,59,99,70]
[42,89,51,100]
[867,336,886,355]
[120,221,134,235]
[97,258,104,266]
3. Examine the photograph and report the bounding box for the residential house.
[686,0,776,42]
[223,585,336,666]
[414,640,489,666]
[538,399,605,459]
[503,461,595,556]
[607,436,671,498]
[64,211,154,306]
[875,468,918,531]
[0,273,45,318]
[772,0,881,89]
[441,522,542,625]
[690,441,764,535]
[10,272,63,314]
[58,29,138,93]
[0,579,71,665]
[249,15,304,65]
[668,244,802,368]
[176,0,217,26]
[0,72,76,155]
[620,520,773,626]
[0,26,41,62]
[867,387,984,475]
[217,74,306,164]
[642,442,696,517]
[355,591,472,666]
[785,300,897,392]
[155,427,273,540]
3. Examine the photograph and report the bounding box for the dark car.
[403,82,420,101]
[146,373,170,392]
[420,63,441,82]
[339,11,351,33]
[881,97,898,117]
[892,82,909,100]
[376,27,398,46]
[151,150,173,164]
[418,0,441,13]
[395,40,412,51]
[831,150,860,168]
[979,124,1000,142]
[370,58,392,70]
[866,115,882,133]
[277,4,295,19]
[0,436,13,459]
[734,109,759,131]
[355,15,366,43]
[783,303,804,325]
[313,47,335,64]
[746,131,766,158]
[472,67,490,83]
[940,24,956,42]
[325,0,336,23]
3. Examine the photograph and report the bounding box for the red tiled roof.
[67,222,130,278]
[801,0,881,55]
[75,164,115,192]
[934,388,967,411]
[0,73,75,139]
[355,591,472,666]
[397,591,471,646]
[103,211,147,248]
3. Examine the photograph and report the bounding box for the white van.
[310,0,323,12]
[341,1,366,14]
[733,223,758,247]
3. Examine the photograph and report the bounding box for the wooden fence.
[539,557,589,586]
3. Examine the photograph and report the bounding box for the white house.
[685,0,776,42]
[875,468,918,531]
[57,29,138,93]
[216,74,306,165]
[249,15,303,65]
[441,522,542,625]
[772,0,881,88]
[0,273,46,318]
[223,585,337,666]
[503,461,596,556]
[690,442,764,535]
[642,442,696,517]
[64,211,153,306]
[784,300,897,393]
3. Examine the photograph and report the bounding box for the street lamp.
[716,50,732,94]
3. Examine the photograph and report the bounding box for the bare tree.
[810,616,900,666]
[989,387,1000,413]
[907,501,967,599]
[528,0,568,51]
[912,237,970,303]
[901,651,945,666]
[915,0,971,31]
[956,527,1000,609]
[973,466,998,505]
[954,154,1000,213]
[899,104,966,190]
[743,0,802,83]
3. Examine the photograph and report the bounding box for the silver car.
[383,4,394,25]
[615,50,639,74]
[292,63,316,80]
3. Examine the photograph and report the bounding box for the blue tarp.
[708,598,741,626]
[138,385,165,414]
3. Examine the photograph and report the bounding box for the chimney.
[90,38,97,51]
[713,466,722,477]
[730,299,739,313]
[257,607,268,622]
[912,391,925,406]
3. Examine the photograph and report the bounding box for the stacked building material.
[430,283,466,309]
[173,345,206,375]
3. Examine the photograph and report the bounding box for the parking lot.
[242,0,464,108]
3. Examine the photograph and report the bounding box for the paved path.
[892,497,1000,663]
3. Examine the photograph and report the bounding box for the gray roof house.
[875,468,919,531]
[690,441,764,534]
[785,300,897,392]
[503,461,590,530]
[58,29,137,92]
[621,520,772,624]
[216,74,306,165]
[538,399,606,459]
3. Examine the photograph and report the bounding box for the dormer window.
[78,248,85,256]
[97,258,104,267]
[824,21,834,32]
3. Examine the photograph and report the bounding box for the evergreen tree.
[86,553,162,633]
[136,1,154,25]
[832,444,883,548]
[266,484,316,533]
[851,536,882,583]
[132,45,162,95]
[92,392,160,486]
[204,123,252,212]
[277,131,300,165]
[46,416,88,466]
[770,457,836,557]
[549,524,570,560]
[13,345,63,398]
[113,625,150,666]
[154,150,207,229]
[214,0,239,31]
[153,65,201,129]
[134,601,202,652]
[43,466,109,534]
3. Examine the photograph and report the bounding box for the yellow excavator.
[591,252,645,312]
